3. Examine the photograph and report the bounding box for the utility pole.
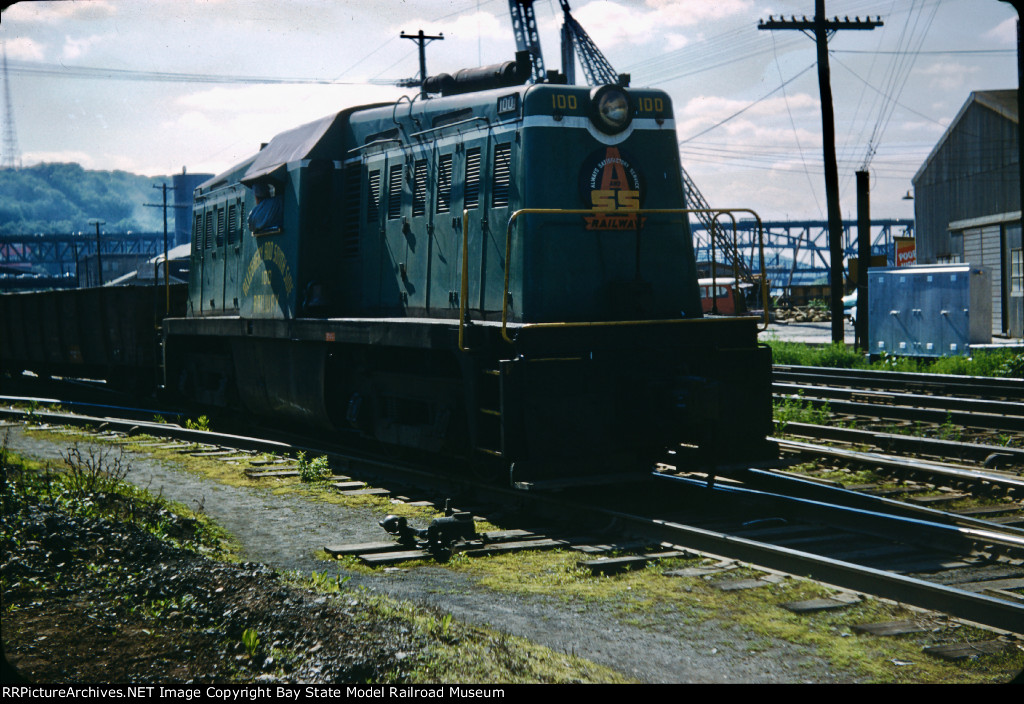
[999,2,1024,281]
[759,3,882,343]
[856,171,870,349]
[89,219,105,286]
[145,183,174,313]
[400,30,444,96]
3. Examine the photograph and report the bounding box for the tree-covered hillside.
[0,163,172,235]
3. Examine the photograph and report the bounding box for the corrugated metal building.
[912,89,1021,337]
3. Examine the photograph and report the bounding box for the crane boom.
[558,1,619,86]
[507,0,546,84]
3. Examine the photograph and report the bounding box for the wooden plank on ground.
[570,539,665,555]
[462,538,567,557]
[332,481,366,490]
[712,574,785,592]
[662,560,737,578]
[907,493,966,505]
[851,620,928,636]
[955,577,1024,594]
[579,551,690,575]
[245,468,300,478]
[325,541,409,557]
[923,640,1014,661]
[360,549,432,565]
[480,529,537,543]
[781,598,853,614]
[340,487,391,497]
[952,504,1022,517]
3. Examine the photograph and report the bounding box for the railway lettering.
[579,146,645,230]
[497,93,519,114]
[590,188,639,211]
[636,96,664,114]
[551,93,578,111]
[242,242,294,297]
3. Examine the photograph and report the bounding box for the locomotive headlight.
[591,85,632,134]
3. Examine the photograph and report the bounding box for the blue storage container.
[868,264,991,357]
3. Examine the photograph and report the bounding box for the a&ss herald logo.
[579,147,646,231]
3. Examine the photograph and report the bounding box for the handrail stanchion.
[459,209,470,352]
[486,207,769,347]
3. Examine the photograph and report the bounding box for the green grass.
[765,340,1024,378]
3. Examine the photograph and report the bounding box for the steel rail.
[744,462,1024,540]
[774,437,1024,493]
[660,469,1024,556]
[646,473,1024,634]
[776,421,1024,467]
[773,364,1024,399]
[773,382,1024,417]
[0,406,447,492]
[0,395,188,424]
[774,393,1024,433]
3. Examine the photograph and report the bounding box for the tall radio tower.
[1,43,23,170]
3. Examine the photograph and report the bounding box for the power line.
[677,63,817,144]
[4,59,399,86]
[759,2,883,344]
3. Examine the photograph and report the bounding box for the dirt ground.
[0,425,943,684]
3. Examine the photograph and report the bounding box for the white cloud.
[61,34,109,60]
[985,17,1017,45]
[664,33,689,51]
[159,83,411,175]
[569,2,659,48]
[390,10,506,42]
[677,92,819,131]
[172,83,407,118]
[5,0,117,24]
[3,37,46,62]
[917,61,981,91]
[644,0,755,26]
[544,0,753,49]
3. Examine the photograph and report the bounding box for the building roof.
[913,89,1017,184]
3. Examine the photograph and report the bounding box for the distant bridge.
[691,219,915,287]
[0,232,164,277]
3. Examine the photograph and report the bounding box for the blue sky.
[0,0,1018,221]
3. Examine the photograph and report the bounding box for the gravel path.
[5,425,852,684]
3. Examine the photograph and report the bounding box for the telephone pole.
[144,183,175,313]
[89,220,105,286]
[400,30,444,96]
[759,3,882,343]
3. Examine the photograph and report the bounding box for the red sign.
[896,237,916,267]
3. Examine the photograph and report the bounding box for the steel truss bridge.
[0,232,164,289]
[1,223,915,292]
[1,232,163,273]
[691,219,915,290]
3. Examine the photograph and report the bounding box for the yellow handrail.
[458,207,769,350]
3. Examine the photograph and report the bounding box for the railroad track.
[3,397,1023,641]
[774,364,1024,402]
[773,366,1024,446]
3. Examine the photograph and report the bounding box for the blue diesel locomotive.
[158,63,776,487]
